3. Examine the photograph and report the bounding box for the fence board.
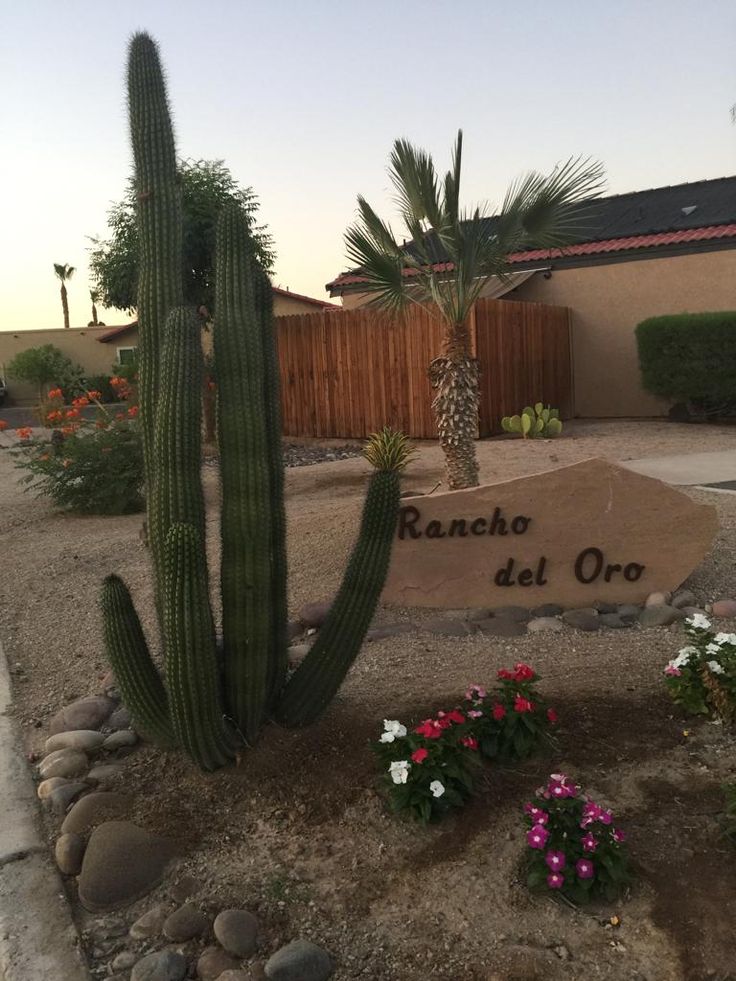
[276,298,571,440]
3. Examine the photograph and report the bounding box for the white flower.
[686,613,711,631]
[429,780,445,798]
[706,642,721,656]
[389,760,410,784]
[707,660,725,675]
[379,719,407,743]
[673,646,698,668]
[715,632,736,647]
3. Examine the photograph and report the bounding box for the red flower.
[86,390,102,400]
[411,748,429,764]
[491,702,506,720]
[497,668,514,680]
[446,709,466,725]
[65,408,80,420]
[72,396,89,407]
[547,708,558,724]
[414,719,443,739]
[127,405,139,417]
[514,694,534,713]
[461,736,478,750]
[47,387,63,400]
[0,420,7,431]
[513,663,535,682]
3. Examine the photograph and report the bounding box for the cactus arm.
[214,204,275,740]
[100,575,175,747]
[163,523,236,770]
[276,468,400,728]
[127,32,184,606]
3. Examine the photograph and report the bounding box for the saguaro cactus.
[100,33,406,770]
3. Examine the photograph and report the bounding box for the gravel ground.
[2,420,736,980]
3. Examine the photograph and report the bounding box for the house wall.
[511,249,736,417]
[336,248,736,418]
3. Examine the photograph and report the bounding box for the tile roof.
[328,174,736,292]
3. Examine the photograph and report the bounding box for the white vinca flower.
[379,719,407,743]
[715,632,736,647]
[706,642,721,656]
[673,646,698,668]
[707,660,725,675]
[429,780,445,798]
[389,760,410,784]
[686,613,711,630]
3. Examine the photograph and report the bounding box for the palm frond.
[389,139,443,233]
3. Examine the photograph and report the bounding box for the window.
[117,346,137,366]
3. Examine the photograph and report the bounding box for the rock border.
[0,638,90,980]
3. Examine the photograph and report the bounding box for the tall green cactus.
[99,32,405,770]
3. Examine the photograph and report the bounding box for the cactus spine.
[100,32,402,771]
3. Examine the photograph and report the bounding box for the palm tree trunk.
[428,320,480,490]
[61,284,70,329]
[91,301,98,326]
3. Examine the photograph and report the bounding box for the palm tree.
[89,288,100,326]
[53,263,76,329]
[345,132,605,489]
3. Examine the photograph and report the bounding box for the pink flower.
[526,824,550,849]
[664,665,682,677]
[446,709,466,725]
[513,663,536,682]
[411,748,428,764]
[465,685,486,701]
[523,803,548,824]
[580,801,601,826]
[546,708,559,724]
[549,776,576,799]
[461,736,478,750]
[545,850,566,871]
[612,828,626,843]
[598,809,613,826]
[576,858,594,879]
[514,694,534,714]
[581,832,598,853]
[547,872,564,889]
[414,719,443,740]
[468,709,483,719]
[491,703,506,721]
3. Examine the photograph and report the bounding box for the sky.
[2,0,735,330]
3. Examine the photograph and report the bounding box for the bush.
[636,311,736,415]
[523,773,630,902]
[83,374,116,403]
[6,344,84,401]
[6,388,143,515]
[663,614,736,721]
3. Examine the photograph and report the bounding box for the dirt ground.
[2,420,736,981]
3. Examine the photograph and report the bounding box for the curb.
[0,641,90,980]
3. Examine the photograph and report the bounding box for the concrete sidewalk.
[622,449,736,487]
[0,644,89,981]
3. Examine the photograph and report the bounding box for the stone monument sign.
[383,458,718,609]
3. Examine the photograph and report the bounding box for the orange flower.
[62,458,72,468]
[127,405,139,417]
[86,390,103,400]
[65,409,80,420]
[0,420,7,431]
[46,410,63,423]
[110,376,124,387]
[61,424,78,436]
[47,387,63,400]
[15,427,33,440]
[72,396,89,407]
[115,412,126,421]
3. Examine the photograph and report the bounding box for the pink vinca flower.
[581,832,598,853]
[526,824,550,850]
[467,709,483,719]
[465,685,487,701]
[547,872,565,889]
[491,703,506,721]
[545,850,566,872]
[612,828,627,843]
[664,665,682,677]
[523,804,549,825]
[576,858,595,879]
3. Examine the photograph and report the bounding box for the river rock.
[45,730,106,754]
[592,600,618,614]
[298,600,332,628]
[129,904,170,939]
[493,606,531,623]
[39,748,88,780]
[287,644,311,668]
[103,730,138,751]
[46,780,90,815]
[197,946,240,979]
[55,832,86,875]
[561,609,600,632]
[61,792,130,835]
[131,950,187,981]
[163,903,209,942]
[531,603,564,618]
[712,599,736,618]
[87,763,125,786]
[639,605,684,628]
[214,909,259,957]
[37,776,69,799]
[107,706,132,731]
[617,604,641,621]
[265,940,333,981]
[217,973,253,981]
[423,618,474,636]
[672,589,697,609]
[474,617,526,637]
[599,613,631,629]
[527,617,564,634]
[645,591,672,607]
[112,951,139,971]
[79,821,178,912]
[48,696,115,735]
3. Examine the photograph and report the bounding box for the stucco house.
[326,176,736,418]
[0,287,338,405]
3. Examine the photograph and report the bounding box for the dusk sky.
[2,0,735,330]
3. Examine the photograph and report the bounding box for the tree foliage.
[6,345,83,397]
[89,159,275,314]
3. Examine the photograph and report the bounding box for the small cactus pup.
[99,31,406,771]
[276,427,412,728]
[501,404,563,439]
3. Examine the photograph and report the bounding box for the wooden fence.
[276,298,572,439]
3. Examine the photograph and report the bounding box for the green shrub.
[636,311,736,414]
[6,344,83,401]
[83,374,116,403]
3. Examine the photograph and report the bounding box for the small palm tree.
[53,263,76,329]
[345,132,604,489]
[89,288,100,326]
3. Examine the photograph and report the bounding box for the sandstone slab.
[383,458,718,609]
[78,820,178,912]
